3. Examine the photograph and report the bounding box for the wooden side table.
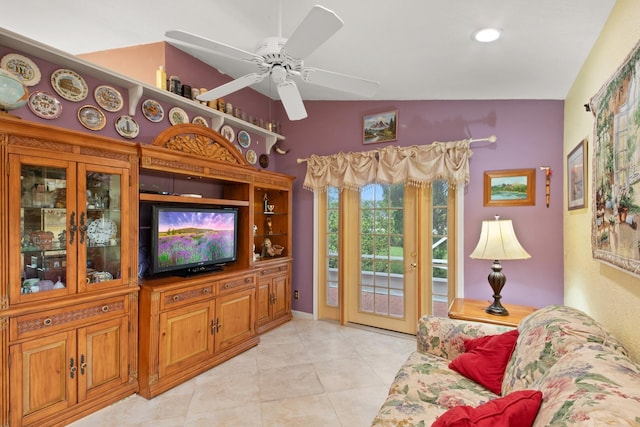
[448,298,537,327]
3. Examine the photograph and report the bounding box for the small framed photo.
[363,110,397,144]
[483,168,536,207]
[567,139,587,210]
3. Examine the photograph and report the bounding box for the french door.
[317,181,455,334]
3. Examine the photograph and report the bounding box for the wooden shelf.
[139,193,249,207]
[0,27,285,152]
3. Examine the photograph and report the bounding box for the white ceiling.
[2,0,615,101]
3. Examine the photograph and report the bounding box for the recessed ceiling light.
[473,28,502,43]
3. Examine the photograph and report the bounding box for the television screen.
[151,206,238,275]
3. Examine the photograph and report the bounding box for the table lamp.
[469,215,530,316]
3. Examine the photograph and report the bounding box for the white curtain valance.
[302,139,473,192]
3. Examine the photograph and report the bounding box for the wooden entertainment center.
[0,117,293,424]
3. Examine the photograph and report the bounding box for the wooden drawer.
[10,295,127,341]
[159,283,214,310]
[216,273,255,295]
[256,263,289,278]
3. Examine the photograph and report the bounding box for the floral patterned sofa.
[372,305,640,426]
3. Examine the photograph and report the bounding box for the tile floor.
[69,315,417,427]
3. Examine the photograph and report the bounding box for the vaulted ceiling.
[1,0,616,101]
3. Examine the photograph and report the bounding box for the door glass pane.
[86,172,121,284]
[360,183,404,318]
[432,180,449,317]
[326,187,339,307]
[20,165,68,294]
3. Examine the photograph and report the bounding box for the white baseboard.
[292,310,313,319]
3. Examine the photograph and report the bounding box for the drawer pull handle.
[203,288,210,294]
[173,295,180,301]
[245,277,252,283]
[101,305,109,313]
[224,283,230,289]
[43,318,52,326]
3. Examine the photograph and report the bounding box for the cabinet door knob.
[69,211,77,245]
[245,277,252,283]
[202,288,210,294]
[69,358,77,379]
[43,318,52,326]
[101,305,109,313]
[79,212,88,244]
[173,295,180,302]
[224,283,230,289]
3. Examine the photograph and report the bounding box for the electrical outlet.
[294,290,299,300]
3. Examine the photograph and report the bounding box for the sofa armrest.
[416,315,514,360]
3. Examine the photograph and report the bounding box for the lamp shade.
[470,217,530,260]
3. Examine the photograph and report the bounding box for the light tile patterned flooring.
[69,315,417,427]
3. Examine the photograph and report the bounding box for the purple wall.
[275,100,565,313]
[2,39,565,314]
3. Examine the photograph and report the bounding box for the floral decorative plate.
[168,107,189,125]
[1,53,41,86]
[220,124,235,142]
[245,149,257,165]
[192,116,209,127]
[115,115,139,139]
[141,99,164,123]
[237,130,251,148]
[51,68,88,102]
[77,105,106,131]
[28,91,62,120]
[94,85,123,112]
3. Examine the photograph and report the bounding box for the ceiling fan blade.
[283,5,344,59]
[197,72,267,101]
[301,67,380,97]
[165,30,262,63]
[277,80,307,121]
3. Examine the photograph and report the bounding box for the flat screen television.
[151,205,238,276]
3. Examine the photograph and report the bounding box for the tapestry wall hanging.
[591,38,640,275]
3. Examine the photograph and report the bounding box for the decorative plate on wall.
[259,154,269,168]
[94,85,123,112]
[237,130,251,148]
[192,116,209,127]
[245,149,257,165]
[141,99,164,122]
[28,91,62,120]
[51,68,88,102]
[115,115,139,139]
[168,107,189,125]
[1,53,41,86]
[77,105,106,131]
[220,124,235,142]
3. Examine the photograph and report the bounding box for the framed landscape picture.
[567,139,587,210]
[483,169,536,207]
[363,110,397,144]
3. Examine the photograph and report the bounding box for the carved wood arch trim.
[150,124,249,167]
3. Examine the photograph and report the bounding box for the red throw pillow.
[448,329,519,394]
[431,390,543,427]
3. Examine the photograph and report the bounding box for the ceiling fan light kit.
[166,5,379,121]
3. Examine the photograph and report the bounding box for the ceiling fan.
[165,5,379,121]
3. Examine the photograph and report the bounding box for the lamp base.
[485,259,509,316]
[485,300,509,316]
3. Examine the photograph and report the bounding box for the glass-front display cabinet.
[9,155,130,304]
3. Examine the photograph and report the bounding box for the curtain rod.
[296,135,497,163]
